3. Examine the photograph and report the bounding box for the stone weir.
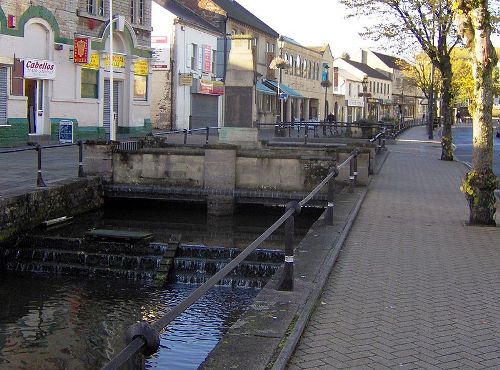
[0,232,285,288]
[0,231,180,283]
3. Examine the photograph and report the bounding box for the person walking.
[455,111,462,125]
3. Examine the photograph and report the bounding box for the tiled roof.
[164,0,221,34]
[341,59,392,81]
[212,0,279,37]
[371,51,405,70]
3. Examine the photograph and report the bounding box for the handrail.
[101,149,359,370]
[0,141,85,186]
[152,126,221,145]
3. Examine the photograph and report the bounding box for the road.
[452,125,500,183]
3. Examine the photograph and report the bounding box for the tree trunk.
[438,56,454,161]
[458,1,498,225]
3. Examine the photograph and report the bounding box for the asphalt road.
[452,125,500,181]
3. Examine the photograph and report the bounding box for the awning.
[263,80,302,98]
[256,81,275,95]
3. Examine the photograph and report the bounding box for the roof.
[371,51,406,70]
[212,0,279,37]
[163,0,221,34]
[256,81,275,95]
[341,59,392,81]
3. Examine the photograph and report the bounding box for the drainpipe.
[170,59,175,130]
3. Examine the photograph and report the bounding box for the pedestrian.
[327,112,335,135]
[456,111,461,125]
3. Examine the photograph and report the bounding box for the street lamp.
[362,76,368,119]
[321,64,331,122]
[278,36,285,123]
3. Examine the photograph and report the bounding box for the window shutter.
[187,44,192,68]
[11,58,23,96]
[216,37,228,79]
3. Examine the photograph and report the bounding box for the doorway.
[103,79,120,136]
[25,79,44,134]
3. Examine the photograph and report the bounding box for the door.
[35,80,44,133]
[191,94,218,129]
[103,79,119,134]
[25,79,44,134]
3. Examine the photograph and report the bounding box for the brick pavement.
[288,126,500,369]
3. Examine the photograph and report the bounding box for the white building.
[151,1,223,130]
[332,68,363,123]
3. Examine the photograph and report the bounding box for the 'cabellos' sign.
[23,59,56,80]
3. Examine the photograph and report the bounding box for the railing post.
[78,140,85,178]
[36,145,46,187]
[183,129,188,144]
[377,136,382,154]
[304,125,309,145]
[353,149,358,183]
[297,123,300,138]
[279,201,301,291]
[382,137,386,151]
[288,123,291,137]
[325,166,339,225]
[205,126,210,145]
[349,150,357,192]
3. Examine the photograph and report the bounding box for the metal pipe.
[36,144,46,187]
[325,166,338,225]
[78,140,85,178]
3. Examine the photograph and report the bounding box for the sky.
[235,0,375,58]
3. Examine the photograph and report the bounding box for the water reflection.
[0,273,257,369]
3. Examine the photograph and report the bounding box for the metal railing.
[153,126,221,145]
[0,141,85,187]
[102,149,359,370]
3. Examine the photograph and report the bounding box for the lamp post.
[278,36,285,123]
[109,0,114,141]
[362,76,368,119]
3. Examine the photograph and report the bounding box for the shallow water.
[0,274,258,369]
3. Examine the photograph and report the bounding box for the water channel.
[0,200,322,369]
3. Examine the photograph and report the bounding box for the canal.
[0,200,322,369]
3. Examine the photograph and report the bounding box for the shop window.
[264,95,272,112]
[11,58,24,96]
[81,69,99,99]
[134,75,147,100]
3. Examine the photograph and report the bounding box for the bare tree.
[339,0,460,160]
[455,0,498,225]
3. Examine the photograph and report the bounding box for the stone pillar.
[304,98,310,120]
[295,98,301,120]
[83,141,119,181]
[286,99,292,123]
[204,147,237,216]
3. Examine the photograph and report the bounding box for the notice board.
[59,120,73,144]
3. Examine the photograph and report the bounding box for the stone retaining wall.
[0,178,104,245]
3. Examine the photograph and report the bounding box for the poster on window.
[202,45,211,74]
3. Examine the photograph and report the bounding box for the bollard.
[325,166,339,225]
[78,140,85,178]
[279,201,301,291]
[377,137,382,154]
[353,150,358,183]
[205,127,210,145]
[36,145,46,187]
[297,123,300,138]
[183,129,188,144]
[288,124,291,137]
[382,138,386,151]
[349,151,356,193]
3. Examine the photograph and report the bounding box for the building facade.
[0,0,152,146]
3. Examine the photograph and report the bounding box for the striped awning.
[256,81,275,95]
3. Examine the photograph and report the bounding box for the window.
[369,81,372,92]
[86,0,104,16]
[134,75,147,100]
[191,44,198,70]
[130,0,144,24]
[211,49,216,75]
[348,83,352,96]
[11,58,23,96]
[81,69,98,99]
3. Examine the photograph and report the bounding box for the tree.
[455,0,499,225]
[339,0,460,160]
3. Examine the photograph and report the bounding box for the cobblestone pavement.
[288,126,500,369]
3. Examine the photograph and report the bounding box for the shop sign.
[347,98,363,107]
[23,59,56,80]
[82,52,100,70]
[202,45,212,74]
[151,36,170,70]
[179,73,193,86]
[104,54,126,69]
[199,80,224,96]
[383,99,393,104]
[73,37,91,64]
[134,60,148,76]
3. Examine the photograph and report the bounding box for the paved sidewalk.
[288,126,500,369]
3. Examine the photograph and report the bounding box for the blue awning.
[263,80,302,98]
[256,81,275,95]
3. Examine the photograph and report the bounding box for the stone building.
[0,0,152,146]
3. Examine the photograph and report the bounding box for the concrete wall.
[0,177,104,245]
